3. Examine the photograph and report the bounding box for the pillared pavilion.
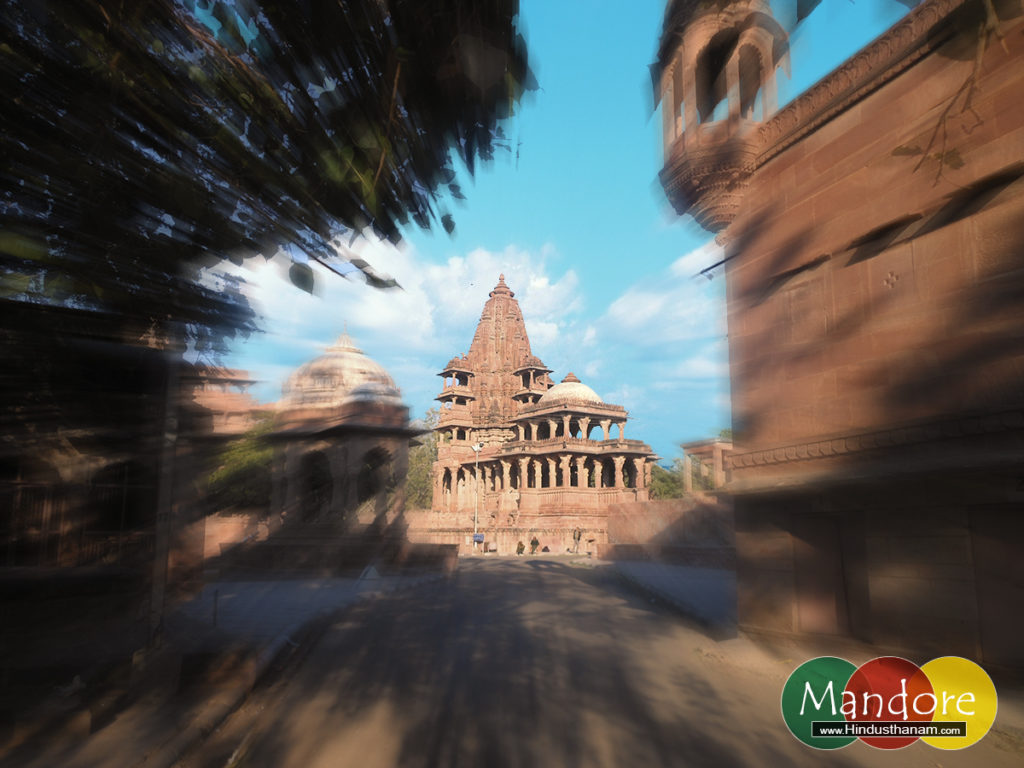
[431,275,655,553]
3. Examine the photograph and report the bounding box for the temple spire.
[489,274,514,298]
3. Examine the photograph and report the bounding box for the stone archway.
[299,451,332,521]
[357,447,392,525]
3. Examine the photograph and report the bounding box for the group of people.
[515,527,584,556]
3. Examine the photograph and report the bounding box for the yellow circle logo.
[919,657,998,749]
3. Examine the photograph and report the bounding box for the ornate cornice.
[755,0,969,168]
[730,409,1024,470]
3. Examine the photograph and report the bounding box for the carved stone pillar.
[727,51,740,126]
[574,457,586,488]
[546,457,556,488]
[613,456,625,489]
[601,420,611,441]
[683,454,693,492]
[547,419,557,439]
[562,415,571,439]
[662,64,676,153]
[518,457,529,490]
[579,417,591,440]
[683,47,698,149]
[501,460,511,491]
[559,454,571,488]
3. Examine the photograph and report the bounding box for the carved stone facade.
[428,276,656,554]
[658,0,1024,669]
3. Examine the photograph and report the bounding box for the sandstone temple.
[429,276,656,554]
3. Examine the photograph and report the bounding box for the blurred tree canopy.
[1,0,533,348]
[405,408,439,510]
[207,416,274,510]
[649,461,686,500]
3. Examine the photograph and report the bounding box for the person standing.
[572,527,582,554]
[530,535,539,555]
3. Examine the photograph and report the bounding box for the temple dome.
[538,373,603,405]
[279,332,400,409]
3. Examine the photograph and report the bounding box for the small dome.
[538,373,603,405]
[342,381,403,406]
[280,331,399,409]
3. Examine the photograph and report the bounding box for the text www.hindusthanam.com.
[811,721,967,738]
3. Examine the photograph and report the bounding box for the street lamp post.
[471,442,483,551]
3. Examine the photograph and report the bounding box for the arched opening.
[569,461,579,487]
[585,459,597,488]
[357,448,391,506]
[299,451,332,521]
[624,460,638,489]
[510,463,520,490]
[456,468,467,506]
[540,460,551,489]
[696,29,739,123]
[537,422,551,440]
[600,458,616,488]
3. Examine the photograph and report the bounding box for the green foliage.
[405,408,439,510]
[208,417,274,510]
[718,428,733,441]
[649,461,685,499]
[2,0,533,336]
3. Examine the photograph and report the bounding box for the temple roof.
[279,330,401,410]
[538,373,603,406]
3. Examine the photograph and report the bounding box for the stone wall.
[714,1,1024,669]
[604,496,734,567]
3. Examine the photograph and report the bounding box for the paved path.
[0,571,436,768]
[177,558,1024,768]
[165,573,405,652]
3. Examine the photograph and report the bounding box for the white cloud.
[669,240,723,279]
[599,239,726,346]
[218,237,584,409]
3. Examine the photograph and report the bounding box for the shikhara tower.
[431,275,655,553]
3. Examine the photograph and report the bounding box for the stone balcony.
[660,120,762,234]
[500,437,653,455]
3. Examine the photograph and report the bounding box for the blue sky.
[221,0,913,463]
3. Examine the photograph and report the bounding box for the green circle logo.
[780,656,858,749]
[782,656,998,750]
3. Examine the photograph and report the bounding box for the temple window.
[695,29,738,123]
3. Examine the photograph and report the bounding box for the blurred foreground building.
[656,0,1024,669]
[270,332,413,527]
[426,276,656,553]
